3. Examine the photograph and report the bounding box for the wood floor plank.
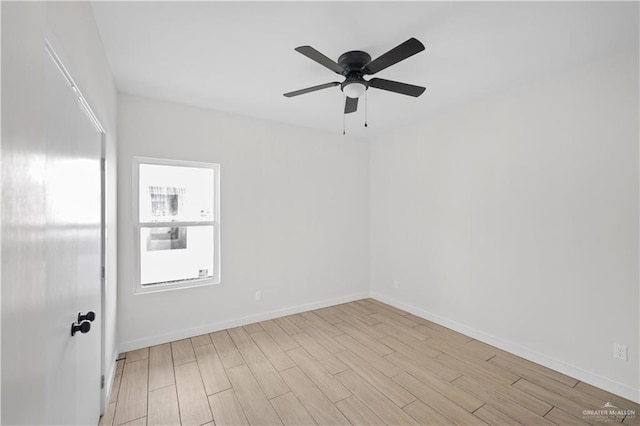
[120,417,146,426]
[335,349,415,408]
[513,378,599,425]
[147,385,180,426]
[280,367,350,425]
[474,404,525,426]
[334,334,402,377]
[410,324,437,339]
[544,407,591,425]
[295,320,345,353]
[422,333,492,361]
[194,343,231,395]
[336,369,419,425]
[171,339,196,366]
[191,333,212,348]
[373,322,429,344]
[208,388,249,426]
[210,330,245,368]
[371,313,426,338]
[330,308,387,337]
[287,347,351,403]
[286,313,307,325]
[148,343,174,391]
[243,322,264,334]
[372,307,420,328]
[299,311,344,337]
[99,402,116,426]
[490,353,579,387]
[413,317,475,343]
[239,345,289,399]
[227,326,255,349]
[414,323,474,344]
[435,351,520,386]
[392,362,484,413]
[508,367,602,409]
[272,316,303,336]
[354,299,382,314]
[174,361,213,426]
[250,331,296,371]
[393,372,485,425]
[227,364,283,425]
[336,395,386,425]
[292,332,348,375]
[464,339,508,359]
[335,322,393,356]
[379,334,441,359]
[114,359,148,426]
[452,369,552,417]
[574,381,640,412]
[260,319,300,351]
[490,398,557,425]
[402,400,456,426]
[125,347,149,364]
[109,359,124,403]
[334,304,380,326]
[270,392,317,426]
[314,307,344,325]
[385,350,461,383]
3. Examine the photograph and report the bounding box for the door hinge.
[101,266,105,280]
[101,375,105,389]
[101,158,106,171]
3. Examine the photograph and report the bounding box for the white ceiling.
[92,1,638,137]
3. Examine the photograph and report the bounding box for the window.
[134,157,220,293]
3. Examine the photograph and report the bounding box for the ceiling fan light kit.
[284,37,427,133]
[342,82,367,99]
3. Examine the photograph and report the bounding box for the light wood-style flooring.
[99,299,639,425]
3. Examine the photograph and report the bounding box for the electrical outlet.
[393,280,399,289]
[613,343,628,361]
[255,291,262,301]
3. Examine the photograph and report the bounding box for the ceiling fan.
[284,38,426,115]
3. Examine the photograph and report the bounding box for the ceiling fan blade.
[368,78,425,97]
[364,38,425,75]
[283,82,340,98]
[295,46,345,74]
[344,96,358,114]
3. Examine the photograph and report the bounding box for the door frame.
[44,38,108,415]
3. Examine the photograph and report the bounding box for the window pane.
[139,163,215,222]
[140,225,214,286]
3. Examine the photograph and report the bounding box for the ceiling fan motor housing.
[339,50,371,95]
[338,50,372,73]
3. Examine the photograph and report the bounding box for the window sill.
[134,278,221,295]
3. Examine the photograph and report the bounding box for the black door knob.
[78,311,95,323]
[71,321,91,337]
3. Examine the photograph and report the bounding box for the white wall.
[370,52,639,401]
[1,2,117,422]
[117,94,370,350]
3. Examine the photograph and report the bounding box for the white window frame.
[133,156,221,294]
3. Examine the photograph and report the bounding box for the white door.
[44,45,102,425]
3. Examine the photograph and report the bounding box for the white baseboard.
[370,291,640,404]
[118,292,369,353]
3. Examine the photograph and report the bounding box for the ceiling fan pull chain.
[343,93,346,135]
[364,91,368,128]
